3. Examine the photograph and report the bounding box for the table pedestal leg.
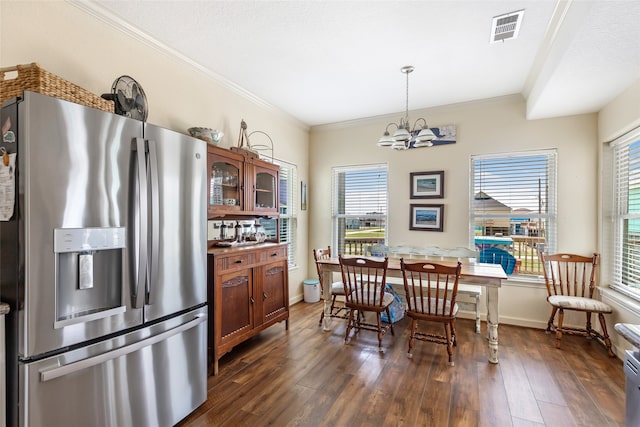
[322,269,333,331]
[486,287,499,364]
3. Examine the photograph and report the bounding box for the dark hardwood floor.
[179,301,625,427]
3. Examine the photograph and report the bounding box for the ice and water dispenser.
[53,227,126,328]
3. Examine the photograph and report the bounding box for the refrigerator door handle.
[147,138,160,306]
[39,313,207,382]
[131,137,148,309]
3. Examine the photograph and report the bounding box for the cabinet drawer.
[217,253,253,271]
[262,246,287,262]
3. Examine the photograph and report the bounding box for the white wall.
[598,79,640,357]
[0,1,310,303]
[598,80,640,144]
[309,94,599,329]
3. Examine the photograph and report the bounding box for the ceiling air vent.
[490,9,525,43]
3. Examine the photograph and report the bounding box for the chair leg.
[452,319,457,347]
[330,294,338,317]
[318,305,325,326]
[555,308,564,349]
[585,312,593,337]
[546,306,558,333]
[407,319,417,359]
[355,310,363,329]
[597,313,615,357]
[376,313,384,352]
[445,322,455,366]
[386,307,395,336]
[344,308,355,344]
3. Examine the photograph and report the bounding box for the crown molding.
[68,0,309,132]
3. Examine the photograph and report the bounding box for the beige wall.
[0,1,310,303]
[598,79,640,144]
[309,95,599,329]
[310,95,598,252]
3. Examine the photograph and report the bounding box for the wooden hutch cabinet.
[206,144,288,376]
[207,243,289,375]
[207,145,278,219]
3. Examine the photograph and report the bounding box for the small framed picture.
[409,204,444,232]
[410,171,444,199]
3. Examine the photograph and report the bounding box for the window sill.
[601,285,640,317]
[505,274,545,287]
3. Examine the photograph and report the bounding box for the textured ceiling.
[81,0,640,126]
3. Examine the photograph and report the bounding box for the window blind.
[470,150,557,275]
[278,161,298,268]
[262,159,297,268]
[332,164,387,255]
[611,128,640,291]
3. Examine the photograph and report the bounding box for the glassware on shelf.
[234,221,243,242]
[254,219,266,243]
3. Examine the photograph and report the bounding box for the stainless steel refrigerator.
[0,91,208,427]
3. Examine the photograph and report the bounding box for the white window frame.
[470,150,557,277]
[605,127,640,299]
[263,159,298,268]
[332,163,388,256]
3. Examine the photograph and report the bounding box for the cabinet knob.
[235,259,243,264]
[263,292,267,300]
[271,252,277,257]
[250,296,255,304]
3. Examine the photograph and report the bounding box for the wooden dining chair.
[338,255,394,351]
[400,259,462,366]
[539,253,614,356]
[313,246,348,325]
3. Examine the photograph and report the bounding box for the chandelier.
[377,66,436,150]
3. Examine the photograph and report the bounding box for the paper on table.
[0,152,16,221]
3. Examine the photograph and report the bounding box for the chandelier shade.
[376,66,436,150]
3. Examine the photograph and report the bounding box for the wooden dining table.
[316,257,508,364]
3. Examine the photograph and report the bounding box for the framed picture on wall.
[409,204,444,232]
[410,171,444,199]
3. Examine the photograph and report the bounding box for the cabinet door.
[207,147,244,217]
[251,162,279,215]
[216,268,254,347]
[258,258,289,326]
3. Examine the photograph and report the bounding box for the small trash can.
[303,279,320,303]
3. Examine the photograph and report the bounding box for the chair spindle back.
[339,255,388,309]
[401,260,462,317]
[540,253,599,299]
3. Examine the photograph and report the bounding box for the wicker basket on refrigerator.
[0,63,113,112]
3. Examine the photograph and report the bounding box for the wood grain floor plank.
[178,302,625,427]
[476,362,512,427]
[537,401,578,427]
[500,348,545,423]
[417,377,452,426]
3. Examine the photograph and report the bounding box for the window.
[332,164,387,256]
[262,160,298,268]
[607,127,640,296]
[470,150,557,276]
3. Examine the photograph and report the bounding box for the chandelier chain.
[405,69,409,124]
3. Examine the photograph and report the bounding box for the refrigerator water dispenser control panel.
[54,227,126,253]
[53,227,127,328]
